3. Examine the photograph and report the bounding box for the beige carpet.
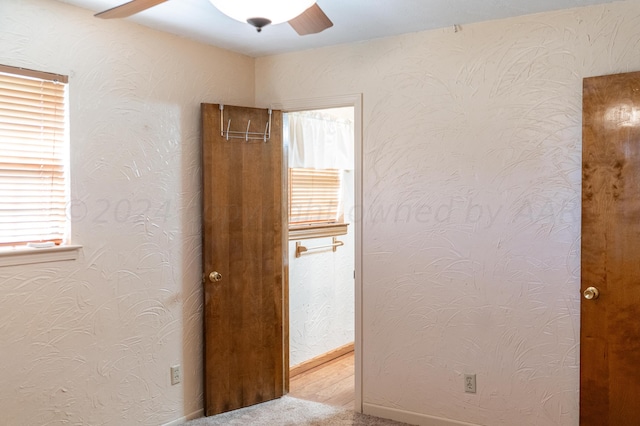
[181,396,411,426]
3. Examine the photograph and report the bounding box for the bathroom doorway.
[283,104,358,408]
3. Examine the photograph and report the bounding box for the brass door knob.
[209,271,222,283]
[583,286,600,300]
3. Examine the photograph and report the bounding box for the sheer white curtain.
[285,110,354,170]
[285,110,354,223]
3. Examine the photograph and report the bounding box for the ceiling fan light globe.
[208,0,316,25]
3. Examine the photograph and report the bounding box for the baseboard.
[290,342,354,377]
[363,403,481,426]
[161,408,204,426]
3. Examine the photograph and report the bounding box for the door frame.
[271,94,364,413]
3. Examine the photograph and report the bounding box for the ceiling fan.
[94,0,333,35]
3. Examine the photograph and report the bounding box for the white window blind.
[289,168,341,225]
[0,65,68,246]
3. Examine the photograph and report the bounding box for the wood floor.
[289,351,355,409]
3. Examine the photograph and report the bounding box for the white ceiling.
[57,0,617,57]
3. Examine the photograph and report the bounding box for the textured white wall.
[0,0,254,425]
[257,1,640,425]
[288,231,355,367]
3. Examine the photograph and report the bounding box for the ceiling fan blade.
[95,0,169,19]
[288,3,333,36]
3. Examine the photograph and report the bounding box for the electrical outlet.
[171,365,181,385]
[464,374,476,393]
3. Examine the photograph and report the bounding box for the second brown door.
[581,71,640,425]
[201,103,285,416]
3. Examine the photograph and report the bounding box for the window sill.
[289,223,349,241]
[0,244,82,268]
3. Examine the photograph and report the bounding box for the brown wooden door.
[581,71,640,425]
[201,103,285,416]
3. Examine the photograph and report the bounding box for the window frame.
[287,167,349,241]
[0,64,80,266]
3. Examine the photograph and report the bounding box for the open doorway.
[283,106,356,408]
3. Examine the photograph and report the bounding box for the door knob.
[583,286,600,300]
[209,271,222,283]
